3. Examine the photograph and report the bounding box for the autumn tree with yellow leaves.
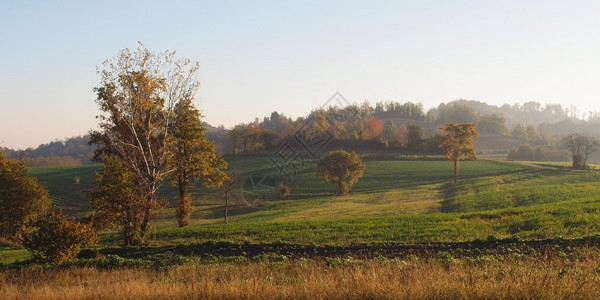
[89,44,226,245]
[439,123,479,184]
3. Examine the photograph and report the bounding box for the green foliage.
[507,144,569,161]
[512,123,527,140]
[317,150,365,196]
[439,123,479,184]
[0,151,51,241]
[90,44,205,244]
[406,124,424,151]
[170,98,227,227]
[381,120,397,146]
[437,102,476,124]
[23,210,97,263]
[87,156,148,246]
[477,114,506,135]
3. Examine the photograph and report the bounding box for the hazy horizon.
[2,1,600,149]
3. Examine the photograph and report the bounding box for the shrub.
[23,210,97,263]
[0,150,51,241]
[277,183,291,199]
[317,150,365,196]
[507,144,569,162]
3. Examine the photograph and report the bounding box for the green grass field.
[5,155,600,299]
[29,157,528,219]
[23,156,600,249]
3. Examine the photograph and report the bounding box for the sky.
[1,0,600,149]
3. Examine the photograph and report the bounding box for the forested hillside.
[5,100,600,166]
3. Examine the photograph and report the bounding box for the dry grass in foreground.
[2,250,600,300]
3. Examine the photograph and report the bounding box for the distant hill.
[4,99,600,166]
[2,123,229,167]
[2,135,95,167]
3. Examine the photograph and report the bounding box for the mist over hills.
[3,99,599,166]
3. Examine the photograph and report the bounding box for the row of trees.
[5,99,598,166]
[226,115,432,154]
[221,102,575,156]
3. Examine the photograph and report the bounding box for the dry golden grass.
[2,250,600,299]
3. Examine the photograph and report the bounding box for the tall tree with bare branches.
[89,44,207,244]
[562,133,599,169]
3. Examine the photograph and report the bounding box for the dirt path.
[507,161,560,170]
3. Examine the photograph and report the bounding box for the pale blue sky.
[1,0,600,149]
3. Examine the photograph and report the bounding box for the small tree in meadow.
[562,133,599,169]
[220,171,241,224]
[317,150,365,196]
[439,123,479,184]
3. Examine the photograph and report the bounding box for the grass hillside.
[29,157,527,218]
[7,155,600,300]
[26,156,600,247]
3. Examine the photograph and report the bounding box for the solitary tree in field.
[220,171,241,224]
[439,123,479,184]
[562,133,599,169]
[169,99,227,227]
[317,150,365,196]
[89,44,222,245]
[0,150,51,241]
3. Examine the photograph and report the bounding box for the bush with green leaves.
[317,150,365,196]
[0,150,51,241]
[23,210,97,263]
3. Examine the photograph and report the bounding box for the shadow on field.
[438,168,571,213]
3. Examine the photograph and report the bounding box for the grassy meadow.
[26,156,600,245]
[4,155,600,298]
[4,249,600,299]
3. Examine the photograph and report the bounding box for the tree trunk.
[453,159,458,184]
[177,172,191,227]
[224,191,229,224]
[139,194,152,243]
[337,177,346,196]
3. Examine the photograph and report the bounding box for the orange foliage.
[365,118,383,138]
